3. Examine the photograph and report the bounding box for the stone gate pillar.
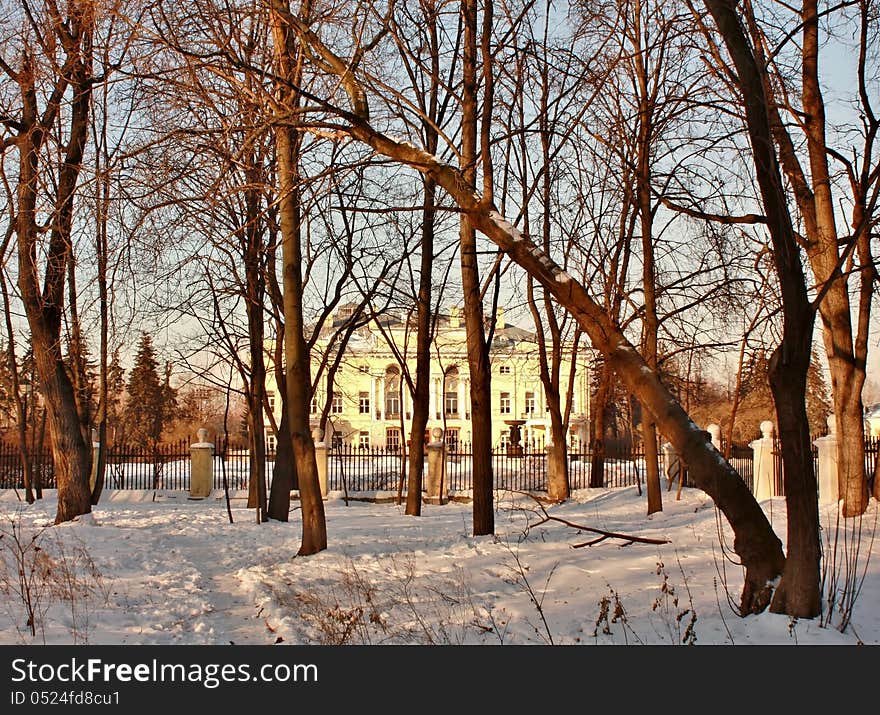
[750,420,776,501]
[814,414,839,505]
[426,428,447,504]
[190,428,214,499]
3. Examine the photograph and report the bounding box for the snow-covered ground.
[0,486,876,645]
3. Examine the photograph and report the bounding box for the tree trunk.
[703,0,820,617]
[405,177,436,516]
[632,0,662,516]
[244,167,268,520]
[589,359,611,489]
[460,0,493,536]
[13,23,95,523]
[268,407,296,521]
[271,0,326,554]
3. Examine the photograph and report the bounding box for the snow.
[487,210,525,243]
[0,487,876,646]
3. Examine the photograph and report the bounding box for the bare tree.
[702,0,820,617]
[275,6,791,614]
[1,1,102,523]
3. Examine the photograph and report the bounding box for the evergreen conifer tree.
[123,334,176,446]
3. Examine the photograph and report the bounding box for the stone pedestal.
[814,414,839,504]
[313,428,329,497]
[750,420,776,501]
[190,428,214,499]
[505,420,526,457]
[426,428,447,503]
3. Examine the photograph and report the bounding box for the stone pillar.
[370,376,377,417]
[89,428,100,491]
[750,420,776,501]
[662,442,681,488]
[379,377,386,421]
[706,423,722,452]
[429,376,437,419]
[814,414,839,505]
[426,428,447,504]
[313,428,329,497]
[190,428,214,499]
[458,380,466,420]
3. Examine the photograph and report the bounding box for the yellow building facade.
[265,305,591,452]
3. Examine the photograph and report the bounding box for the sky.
[1,484,876,647]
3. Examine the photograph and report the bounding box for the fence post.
[814,414,839,505]
[313,428,328,497]
[89,428,100,491]
[426,427,446,504]
[750,420,776,501]
[190,428,214,499]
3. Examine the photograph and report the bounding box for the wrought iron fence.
[0,432,869,498]
[103,440,191,490]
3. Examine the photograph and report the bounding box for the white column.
[429,375,437,419]
[707,423,722,451]
[750,420,777,501]
[459,380,466,420]
[379,375,386,421]
[814,414,839,505]
[370,376,377,417]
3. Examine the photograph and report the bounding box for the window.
[386,427,401,452]
[385,367,401,417]
[331,392,344,415]
[266,431,277,452]
[500,392,511,415]
[358,431,370,449]
[267,391,276,412]
[445,428,460,453]
[524,391,536,415]
[499,365,511,374]
[359,392,371,414]
[358,365,370,374]
[444,366,460,418]
[386,392,401,417]
[499,431,510,450]
[331,430,344,449]
[310,397,318,414]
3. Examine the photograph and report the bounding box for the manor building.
[264,304,591,452]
